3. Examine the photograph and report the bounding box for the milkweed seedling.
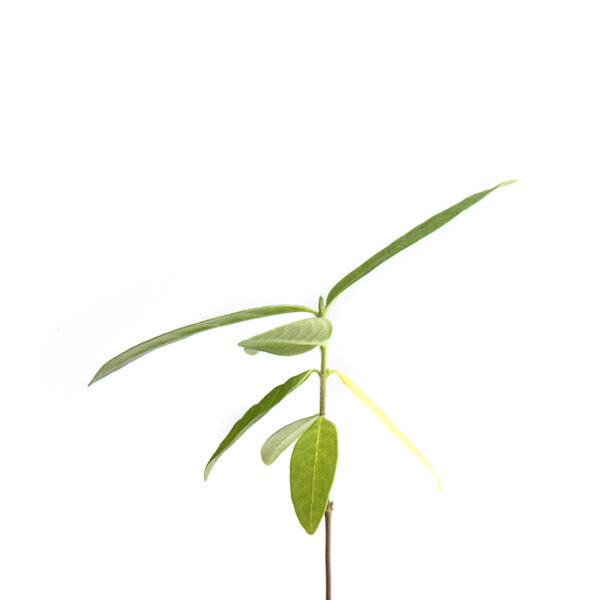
[90,180,516,599]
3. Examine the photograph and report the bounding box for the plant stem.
[319,344,328,416]
[319,342,332,598]
[325,500,333,600]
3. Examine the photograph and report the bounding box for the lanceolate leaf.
[333,370,441,490]
[261,415,320,465]
[204,370,316,480]
[89,304,317,385]
[290,416,338,535]
[325,180,517,308]
[238,317,332,356]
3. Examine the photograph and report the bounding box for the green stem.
[318,298,332,598]
[319,344,328,416]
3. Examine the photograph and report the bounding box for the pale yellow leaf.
[332,370,441,490]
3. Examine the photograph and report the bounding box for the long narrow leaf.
[89,304,317,385]
[290,416,338,534]
[204,370,316,480]
[261,415,320,465]
[325,180,517,308]
[333,370,441,490]
[239,317,332,356]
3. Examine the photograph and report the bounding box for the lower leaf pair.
[203,369,317,480]
[260,415,339,534]
[204,367,441,535]
[201,365,338,535]
[260,415,339,535]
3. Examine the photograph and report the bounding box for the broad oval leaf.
[325,180,517,308]
[290,416,338,535]
[89,304,317,385]
[261,415,320,465]
[238,317,332,356]
[203,370,316,480]
[333,370,441,490]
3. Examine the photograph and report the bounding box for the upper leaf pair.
[89,180,514,385]
[89,306,324,384]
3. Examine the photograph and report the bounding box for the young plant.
[90,180,516,598]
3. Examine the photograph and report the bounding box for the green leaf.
[333,370,441,490]
[290,416,338,534]
[261,415,320,465]
[204,370,316,480]
[325,180,517,308]
[89,304,317,385]
[238,317,332,356]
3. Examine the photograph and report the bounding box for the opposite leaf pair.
[262,369,440,534]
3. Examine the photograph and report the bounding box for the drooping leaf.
[325,180,517,308]
[238,317,332,356]
[204,370,316,480]
[290,416,338,534]
[333,370,441,490]
[261,415,320,465]
[89,304,317,385]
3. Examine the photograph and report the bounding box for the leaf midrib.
[308,419,322,529]
[265,323,325,344]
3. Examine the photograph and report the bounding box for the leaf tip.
[203,459,215,481]
[88,372,101,386]
[499,178,518,187]
[260,445,268,465]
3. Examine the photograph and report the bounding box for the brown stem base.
[325,500,334,600]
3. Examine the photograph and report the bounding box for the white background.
[1,1,599,598]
